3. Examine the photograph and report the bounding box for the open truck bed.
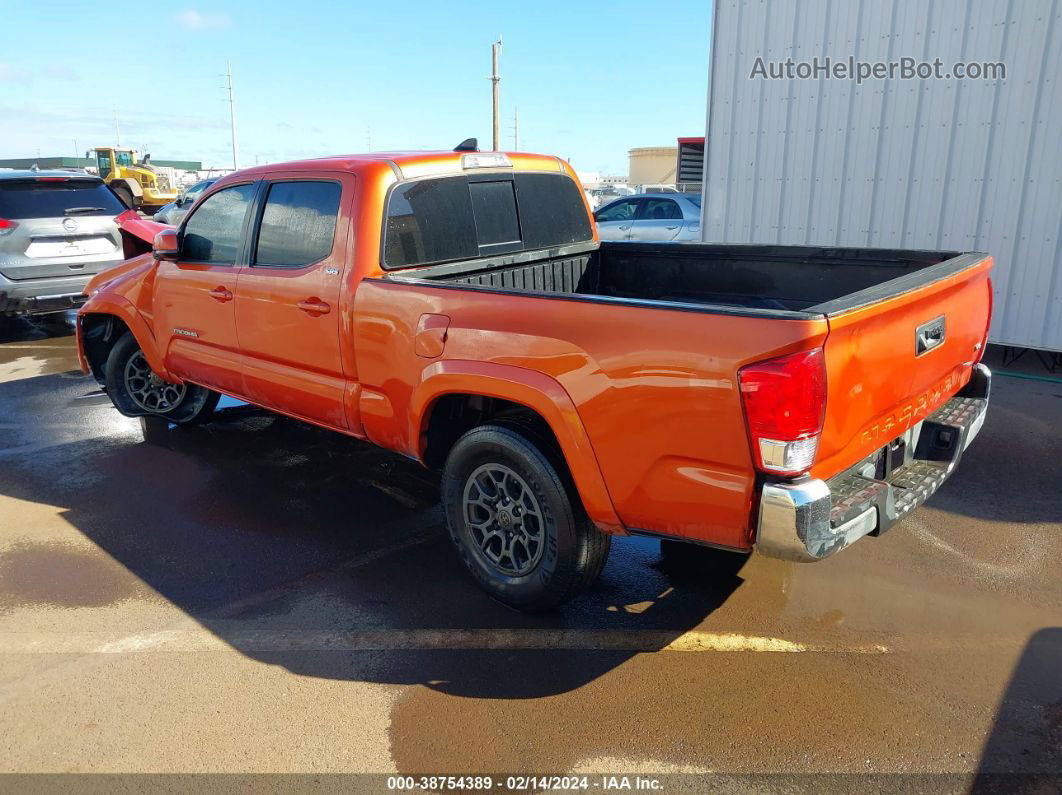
[384,239,993,560]
[401,240,981,316]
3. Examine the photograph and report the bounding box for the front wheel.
[104,333,219,424]
[442,424,611,611]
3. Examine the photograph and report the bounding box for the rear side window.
[514,173,593,249]
[384,177,477,268]
[0,179,125,219]
[254,181,342,268]
[383,172,592,269]
[640,198,682,220]
[182,183,256,265]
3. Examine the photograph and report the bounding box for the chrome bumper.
[756,364,991,562]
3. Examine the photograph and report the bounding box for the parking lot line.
[0,628,890,654]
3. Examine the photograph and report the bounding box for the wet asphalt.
[0,314,1059,788]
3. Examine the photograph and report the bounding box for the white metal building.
[700,0,1062,351]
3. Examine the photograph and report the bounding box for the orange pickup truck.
[77,147,993,610]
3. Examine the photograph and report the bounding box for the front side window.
[595,199,639,223]
[254,181,342,268]
[115,151,133,167]
[384,177,477,268]
[182,183,256,265]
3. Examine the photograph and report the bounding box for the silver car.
[153,178,217,226]
[0,170,126,316]
[594,193,702,242]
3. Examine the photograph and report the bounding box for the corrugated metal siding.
[702,0,1062,350]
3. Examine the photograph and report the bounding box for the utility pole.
[512,107,519,151]
[224,61,239,171]
[113,106,121,146]
[491,37,502,151]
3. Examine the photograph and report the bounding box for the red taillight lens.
[0,218,17,235]
[739,348,827,475]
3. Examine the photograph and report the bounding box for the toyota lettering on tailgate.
[859,370,960,447]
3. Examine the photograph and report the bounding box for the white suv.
[0,170,126,316]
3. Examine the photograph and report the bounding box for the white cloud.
[0,63,33,83]
[172,9,231,31]
[42,64,76,81]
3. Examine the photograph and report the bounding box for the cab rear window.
[383,172,592,269]
[0,179,126,219]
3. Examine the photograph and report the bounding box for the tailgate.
[812,253,993,480]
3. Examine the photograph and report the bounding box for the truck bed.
[382,239,992,525]
[397,241,975,318]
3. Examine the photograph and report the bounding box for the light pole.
[491,38,502,151]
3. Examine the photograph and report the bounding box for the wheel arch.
[78,297,170,384]
[113,177,143,198]
[409,360,623,533]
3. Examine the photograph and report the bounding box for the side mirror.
[153,229,179,261]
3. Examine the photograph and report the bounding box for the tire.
[103,332,219,425]
[112,184,134,210]
[442,423,611,611]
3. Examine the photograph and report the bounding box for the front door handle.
[618,225,631,230]
[666,225,679,230]
[297,298,331,315]
[208,286,233,302]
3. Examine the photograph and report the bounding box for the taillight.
[0,218,17,235]
[739,348,827,476]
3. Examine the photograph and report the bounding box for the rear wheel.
[104,333,219,425]
[442,424,610,611]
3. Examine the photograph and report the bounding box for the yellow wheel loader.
[91,147,178,212]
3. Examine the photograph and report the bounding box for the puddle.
[0,541,142,610]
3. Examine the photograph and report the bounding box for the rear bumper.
[0,270,111,316]
[756,364,991,562]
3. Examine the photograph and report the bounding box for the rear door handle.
[297,298,331,315]
[208,286,233,302]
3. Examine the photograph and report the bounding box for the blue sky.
[0,0,711,174]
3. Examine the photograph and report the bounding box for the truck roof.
[232,151,568,180]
